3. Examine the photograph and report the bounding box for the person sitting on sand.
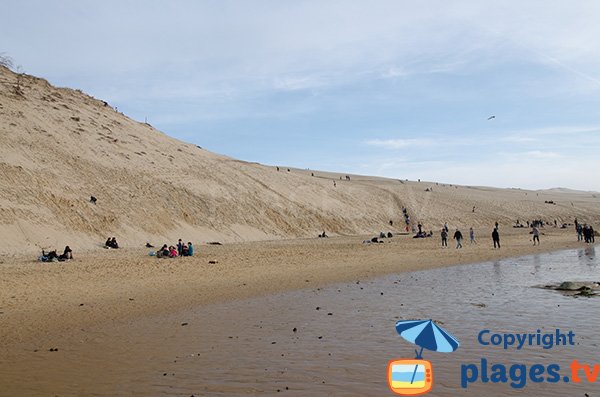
[182,244,189,256]
[39,249,59,262]
[105,237,112,248]
[110,237,119,249]
[59,246,73,261]
[168,246,178,258]
[187,242,194,256]
[156,244,169,258]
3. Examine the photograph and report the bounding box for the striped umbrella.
[395,319,459,358]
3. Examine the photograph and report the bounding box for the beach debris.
[208,260,218,264]
[327,312,333,316]
[48,348,59,352]
[181,322,188,326]
[207,242,222,245]
[470,302,487,308]
[79,303,84,306]
[129,298,135,301]
[315,306,320,310]
[292,327,297,332]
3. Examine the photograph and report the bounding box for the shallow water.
[2,246,599,396]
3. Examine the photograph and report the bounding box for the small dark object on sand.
[145,242,154,248]
[208,260,218,264]
[49,348,58,352]
[181,322,189,326]
[316,307,321,310]
[293,327,297,332]
[207,242,222,245]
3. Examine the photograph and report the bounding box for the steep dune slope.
[0,66,598,255]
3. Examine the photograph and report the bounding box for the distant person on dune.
[469,227,476,244]
[156,244,169,258]
[453,229,463,249]
[59,246,73,260]
[492,228,500,249]
[187,242,194,256]
[532,226,540,245]
[440,228,448,248]
[177,239,184,256]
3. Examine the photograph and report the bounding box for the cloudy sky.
[2,1,600,191]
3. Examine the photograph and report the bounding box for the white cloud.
[523,151,562,159]
[366,138,434,149]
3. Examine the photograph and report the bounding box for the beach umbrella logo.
[387,319,460,396]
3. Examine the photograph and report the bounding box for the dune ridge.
[0,66,598,256]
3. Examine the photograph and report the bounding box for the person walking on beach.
[532,226,540,245]
[469,227,476,244]
[440,228,448,248]
[454,228,463,249]
[492,227,500,249]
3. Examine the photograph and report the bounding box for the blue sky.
[2,1,600,191]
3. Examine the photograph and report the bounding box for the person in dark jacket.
[492,228,501,249]
[453,229,463,249]
[441,228,448,248]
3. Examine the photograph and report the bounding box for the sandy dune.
[1,66,599,257]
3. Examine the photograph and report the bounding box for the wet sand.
[0,227,583,345]
[0,228,595,396]
[1,244,597,396]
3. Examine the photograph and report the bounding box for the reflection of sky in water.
[172,246,600,397]
[3,246,599,396]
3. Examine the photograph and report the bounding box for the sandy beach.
[0,227,587,349]
[2,61,600,396]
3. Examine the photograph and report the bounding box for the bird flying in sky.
[487,115,496,120]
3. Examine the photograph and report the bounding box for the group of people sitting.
[154,239,194,258]
[363,231,394,244]
[38,246,73,262]
[104,237,119,249]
